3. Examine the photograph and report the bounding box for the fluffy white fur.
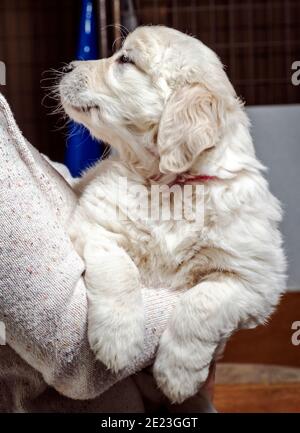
[60,26,286,403]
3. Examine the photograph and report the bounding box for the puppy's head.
[60,26,237,174]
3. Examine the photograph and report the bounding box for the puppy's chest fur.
[71,163,221,290]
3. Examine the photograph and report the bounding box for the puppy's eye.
[118,54,134,65]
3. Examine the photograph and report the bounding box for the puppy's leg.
[153,276,263,403]
[84,237,144,373]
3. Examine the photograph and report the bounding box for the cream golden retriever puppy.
[59,26,286,403]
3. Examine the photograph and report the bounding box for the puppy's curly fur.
[60,26,286,403]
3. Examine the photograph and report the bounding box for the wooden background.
[216,292,300,412]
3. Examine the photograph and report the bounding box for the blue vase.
[65,0,104,177]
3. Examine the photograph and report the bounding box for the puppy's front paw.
[153,331,210,404]
[88,307,144,373]
[84,239,145,372]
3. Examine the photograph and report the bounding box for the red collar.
[150,173,219,186]
[174,174,218,185]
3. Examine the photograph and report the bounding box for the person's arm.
[0,94,182,399]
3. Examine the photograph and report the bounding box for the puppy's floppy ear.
[157,84,223,174]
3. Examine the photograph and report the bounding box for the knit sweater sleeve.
[0,94,179,399]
